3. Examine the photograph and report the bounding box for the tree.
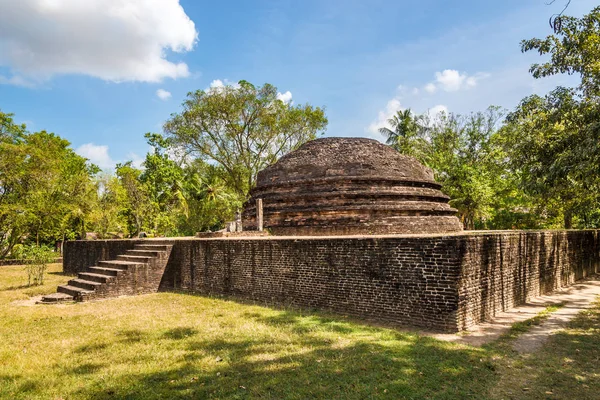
[0,111,28,257]
[522,6,600,99]
[378,107,508,230]
[178,160,242,234]
[420,107,506,229]
[139,133,187,236]
[505,5,600,228]
[89,173,129,239]
[500,87,599,228]
[163,80,328,198]
[21,131,98,244]
[1,114,97,256]
[378,109,425,157]
[115,162,154,236]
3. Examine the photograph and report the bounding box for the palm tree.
[378,109,426,159]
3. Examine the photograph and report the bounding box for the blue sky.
[0,0,595,170]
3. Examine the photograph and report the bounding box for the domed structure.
[242,137,463,235]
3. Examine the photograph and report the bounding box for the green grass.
[0,264,598,399]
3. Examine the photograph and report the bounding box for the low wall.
[63,240,137,274]
[457,230,600,330]
[63,230,600,332]
[0,257,62,267]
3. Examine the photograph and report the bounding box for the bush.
[10,244,25,260]
[23,245,55,286]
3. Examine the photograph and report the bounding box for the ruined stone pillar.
[256,198,264,231]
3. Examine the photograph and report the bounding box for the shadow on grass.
[0,284,32,292]
[162,327,198,340]
[65,311,499,400]
[244,311,357,335]
[116,329,148,344]
[48,271,75,277]
[74,342,109,354]
[69,362,104,375]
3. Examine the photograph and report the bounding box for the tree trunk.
[564,210,573,229]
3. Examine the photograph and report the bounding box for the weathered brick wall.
[63,230,600,332]
[457,230,600,330]
[0,257,62,267]
[77,247,173,301]
[63,240,136,274]
[161,237,463,331]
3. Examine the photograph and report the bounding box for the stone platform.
[63,230,600,332]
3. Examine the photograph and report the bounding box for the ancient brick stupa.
[243,137,463,235]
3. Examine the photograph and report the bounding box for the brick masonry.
[63,230,600,332]
[64,239,137,274]
[0,257,62,267]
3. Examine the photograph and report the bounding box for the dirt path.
[433,278,600,349]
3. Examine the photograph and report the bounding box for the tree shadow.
[47,271,75,277]
[66,311,499,400]
[162,327,198,340]
[68,362,104,375]
[0,284,31,292]
[115,329,148,344]
[74,342,109,354]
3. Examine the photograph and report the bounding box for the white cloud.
[156,89,172,101]
[0,74,35,87]
[367,83,454,139]
[367,97,403,135]
[0,0,198,84]
[205,79,241,92]
[209,79,225,89]
[126,152,145,170]
[425,69,489,93]
[428,104,448,116]
[76,143,115,169]
[76,143,149,170]
[424,83,437,94]
[435,70,466,91]
[277,90,293,103]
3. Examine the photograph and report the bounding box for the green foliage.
[379,107,515,229]
[379,109,426,158]
[164,80,328,198]
[22,245,55,286]
[521,6,600,99]
[10,244,24,260]
[115,162,154,236]
[89,173,129,239]
[0,110,98,257]
[506,6,600,228]
[178,160,242,234]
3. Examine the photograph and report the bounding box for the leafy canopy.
[164,80,328,197]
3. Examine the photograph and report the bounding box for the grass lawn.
[0,264,599,399]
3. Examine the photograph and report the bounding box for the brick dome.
[243,137,463,235]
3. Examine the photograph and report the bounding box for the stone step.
[68,278,102,291]
[134,244,172,251]
[57,284,93,298]
[98,260,145,270]
[79,272,114,283]
[117,255,152,263]
[39,292,74,303]
[125,249,163,257]
[88,266,123,277]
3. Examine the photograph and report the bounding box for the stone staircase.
[40,243,172,303]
